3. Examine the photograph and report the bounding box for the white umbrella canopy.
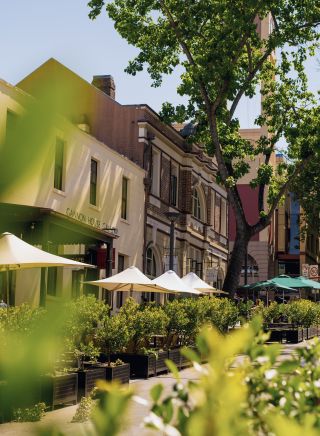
[181,272,227,294]
[0,232,95,305]
[85,265,168,293]
[0,232,94,270]
[152,270,202,295]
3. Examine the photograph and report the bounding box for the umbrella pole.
[6,267,9,306]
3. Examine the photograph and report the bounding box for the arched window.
[192,188,201,220]
[146,247,157,279]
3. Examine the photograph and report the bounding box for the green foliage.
[88,0,320,292]
[92,380,133,435]
[0,304,45,338]
[97,313,130,364]
[119,298,169,353]
[284,299,319,327]
[64,295,109,363]
[13,402,46,422]
[72,395,96,423]
[146,318,320,435]
[201,296,239,333]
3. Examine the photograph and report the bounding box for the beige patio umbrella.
[181,272,227,295]
[152,270,202,295]
[84,265,168,293]
[0,232,94,304]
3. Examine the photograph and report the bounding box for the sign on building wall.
[206,268,217,283]
[302,264,309,277]
[309,265,319,279]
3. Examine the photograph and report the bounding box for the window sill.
[88,204,101,212]
[120,218,130,225]
[53,188,66,197]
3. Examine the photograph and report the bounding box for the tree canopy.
[88,0,320,293]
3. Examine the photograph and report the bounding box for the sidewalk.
[0,340,308,436]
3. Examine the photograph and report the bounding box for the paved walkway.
[0,340,309,436]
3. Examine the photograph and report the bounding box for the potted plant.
[63,296,109,400]
[114,298,168,378]
[163,300,188,367]
[95,313,130,384]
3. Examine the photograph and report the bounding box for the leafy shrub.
[97,313,130,364]
[284,299,318,327]
[119,298,168,352]
[163,299,189,348]
[13,402,46,422]
[72,395,96,423]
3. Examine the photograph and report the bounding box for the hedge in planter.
[115,299,168,378]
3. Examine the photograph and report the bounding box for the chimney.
[92,75,116,99]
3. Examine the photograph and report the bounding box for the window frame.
[121,176,129,220]
[90,158,98,206]
[54,137,65,191]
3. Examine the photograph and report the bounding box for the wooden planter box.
[307,326,318,339]
[286,328,304,343]
[269,330,285,343]
[41,373,78,410]
[77,367,106,401]
[84,362,130,384]
[156,351,169,375]
[105,364,130,384]
[114,353,156,379]
[168,348,180,368]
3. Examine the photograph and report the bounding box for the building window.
[192,188,201,220]
[220,198,227,236]
[170,164,178,207]
[90,159,98,205]
[116,254,125,308]
[211,191,216,229]
[146,247,157,278]
[151,148,160,196]
[215,194,221,233]
[54,138,64,191]
[121,177,129,220]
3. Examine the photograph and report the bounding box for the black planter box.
[286,328,304,343]
[156,351,169,375]
[114,353,156,379]
[77,367,106,401]
[84,362,130,384]
[308,326,318,339]
[269,330,285,342]
[105,364,130,384]
[168,348,180,368]
[41,373,78,410]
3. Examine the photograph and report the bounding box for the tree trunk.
[223,229,250,297]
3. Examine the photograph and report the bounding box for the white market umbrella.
[0,232,95,304]
[152,270,202,295]
[181,272,227,295]
[85,265,168,293]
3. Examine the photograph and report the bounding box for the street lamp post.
[165,212,181,271]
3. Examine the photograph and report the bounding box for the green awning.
[269,275,313,289]
[296,276,320,289]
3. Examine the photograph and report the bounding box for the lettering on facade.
[65,208,106,230]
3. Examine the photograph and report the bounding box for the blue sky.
[0,0,319,128]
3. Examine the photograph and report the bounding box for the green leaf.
[277,360,300,374]
[150,383,164,403]
[165,359,180,379]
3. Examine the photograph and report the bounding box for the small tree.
[163,299,189,348]
[119,298,168,353]
[97,314,130,365]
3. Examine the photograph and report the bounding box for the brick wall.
[160,155,170,204]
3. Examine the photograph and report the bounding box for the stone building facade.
[17,58,229,302]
